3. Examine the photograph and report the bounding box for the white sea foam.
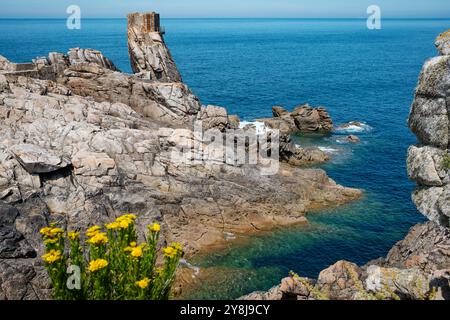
[335,122,373,134]
[318,146,339,154]
[295,144,339,154]
[239,121,268,135]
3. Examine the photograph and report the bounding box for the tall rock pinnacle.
[127,12,182,82]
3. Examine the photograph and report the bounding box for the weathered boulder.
[238,286,283,300]
[315,261,362,300]
[365,265,432,300]
[407,146,447,187]
[9,144,71,174]
[0,56,13,71]
[346,135,360,143]
[67,48,118,71]
[272,106,289,117]
[196,105,229,131]
[436,30,450,56]
[258,104,333,134]
[0,74,10,93]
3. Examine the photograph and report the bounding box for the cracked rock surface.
[0,13,363,300]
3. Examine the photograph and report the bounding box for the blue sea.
[1,18,449,299]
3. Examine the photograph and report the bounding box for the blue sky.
[1,0,450,18]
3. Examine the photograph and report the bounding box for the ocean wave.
[295,144,340,154]
[335,122,373,134]
[317,146,340,154]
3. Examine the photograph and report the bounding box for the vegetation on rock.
[443,152,450,169]
[40,214,183,300]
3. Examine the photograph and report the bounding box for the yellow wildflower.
[44,238,59,245]
[130,242,137,247]
[40,227,52,237]
[130,246,143,258]
[117,214,137,222]
[136,278,150,289]
[49,227,64,236]
[171,242,183,253]
[163,246,177,258]
[87,232,108,246]
[40,227,64,238]
[42,249,62,264]
[147,223,161,232]
[86,225,101,237]
[88,259,108,272]
[68,231,80,241]
[105,221,120,230]
[148,223,161,232]
[118,220,131,229]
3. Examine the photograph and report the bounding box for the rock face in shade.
[243,30,450,301]
[0,13,363,299]
[127,12,182,82]
[258,104,333,134]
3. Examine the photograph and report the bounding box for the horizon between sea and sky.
[0,0,450,19]
[0,2,449,299]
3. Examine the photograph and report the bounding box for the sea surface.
[1,18,449,299]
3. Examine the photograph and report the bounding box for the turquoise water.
[1,18,448,299]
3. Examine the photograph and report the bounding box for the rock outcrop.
[243,30,450,301]
[258,105,333,135]
[407,29,450,227]
[0,13,362,299]
[127,12,182,82]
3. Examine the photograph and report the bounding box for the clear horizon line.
[0,16,449,20]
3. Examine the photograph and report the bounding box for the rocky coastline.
[0,12,362,299]
[242,30,450,301]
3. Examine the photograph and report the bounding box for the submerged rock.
[346,135,360,143]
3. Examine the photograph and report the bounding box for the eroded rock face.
[408,29,450,227]
[436,30,450,56]
[127,12,182,82]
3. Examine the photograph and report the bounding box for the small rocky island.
[242,30,450,300]
[0,12,362,299]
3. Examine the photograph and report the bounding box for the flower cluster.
[88,259,109,272]
[87,232,108,246]
[39,214,183,300]
[42,249,62,264]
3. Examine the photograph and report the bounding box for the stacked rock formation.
[407,30,450,227]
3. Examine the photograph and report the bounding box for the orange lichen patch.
[437,29,450,41]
